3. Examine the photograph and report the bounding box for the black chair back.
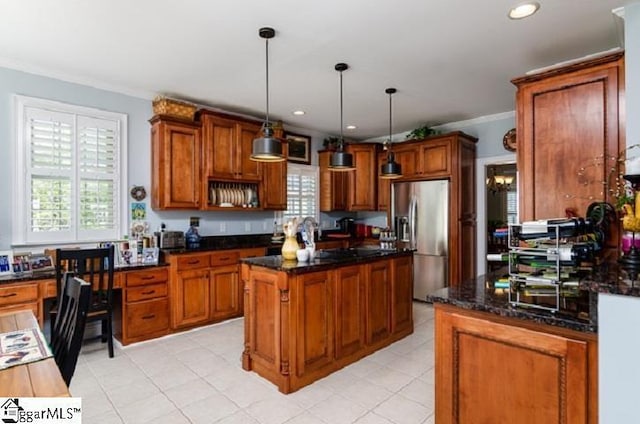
[51,273,91,386]
[53,245,116,357]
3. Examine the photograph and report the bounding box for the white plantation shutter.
[283,164,319,222]
[15,96,126,245]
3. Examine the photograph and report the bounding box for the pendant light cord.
[265,37,270,128]
[339,70,344,151]
[388,90,392,158]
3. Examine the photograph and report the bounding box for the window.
[282,163,319,222]
[13,96,127,245]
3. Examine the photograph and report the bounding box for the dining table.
[0,310,69,397]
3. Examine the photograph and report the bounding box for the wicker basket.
[152,96,197,121]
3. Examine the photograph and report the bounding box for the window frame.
[12,95,128,246]
[280,163,320,224]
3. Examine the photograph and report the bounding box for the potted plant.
[405,125,438,140]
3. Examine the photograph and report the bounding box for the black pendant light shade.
[380,87,402,179]
[329,63,355,171]
[251,27,285,162]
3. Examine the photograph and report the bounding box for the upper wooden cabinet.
[319,150,348,211]
[201,111,262,181]
[512,51,624,222]
[319,143,378,212]
[150,116,201,210]
[260,129,288,210]
[346,143,378,211]
[377,151,390,211]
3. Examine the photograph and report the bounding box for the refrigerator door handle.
[409,195,418,250]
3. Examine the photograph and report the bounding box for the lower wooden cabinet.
[173,268,210,328]
[118,267,170,345]
[243,254,414,393]
[435,304,597,424]
[210,264,240,321]
[0,283,41,325]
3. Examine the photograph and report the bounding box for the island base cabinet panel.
[391,255,413,334]
[334,266,366,359]
[366,261,392,346]
[435,305,597,424]
[294,272,334,376]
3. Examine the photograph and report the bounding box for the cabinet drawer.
[125,298,169,339]
[210,251,240,266]
[0,301,39,318]
[126,268,168,287]
[177,254,211,271]
[0,284,38,306]
[126,283,168,302]
[239,247,266,259]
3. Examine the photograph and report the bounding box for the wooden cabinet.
[512,51,624,222]
[150,116,201,209]
[346,143,378,211]
[169,247,265,330]
[377,151,390,211]
[242,253,414,393]
[118,268,170,345]
[0,283,40,325]
[435,304,597,424]
[366,260,392,346]
[391,255,413,334]
[319,144,378,212]
[319,150,348,211]
[201,111,262,181]
[334,265,366,359]
[394,144,420,178]
[260,134,288,210]
[419,138,451,177]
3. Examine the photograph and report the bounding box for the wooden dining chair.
[51,245,116,358]
[51,273,92,386]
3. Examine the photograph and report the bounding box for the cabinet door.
[125,298,169,340]
[419,138,451,177]
[435,306,593,424]
[151,120,201,209]
[261,142,288,210]
[346,144,377,211]
[294,271,334,377]
[238,122,262,181]
[391,256,413,334]
[172,269,210,328]
[202,114,238,180]
[319,151,347,211]
[366,260,391,345]
[210,264,241,320]
[377,151,390,211]
[395,146,419,178]
[515,53,623,221]
[334,265,366,359]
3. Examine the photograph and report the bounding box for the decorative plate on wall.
[503,128,517,152]
[130,185,147,201]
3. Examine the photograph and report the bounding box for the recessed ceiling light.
[346,125,357,130]
[508,2,540,19]
[292,110,305,116]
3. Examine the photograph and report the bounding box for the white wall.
[600,3,640,422]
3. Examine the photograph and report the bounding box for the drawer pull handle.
[187,260,201,265]
[141,290,155,295]
[141,276,155,280]
[0,293,17,298]
[218,257,231,261]
[141,314,156,320]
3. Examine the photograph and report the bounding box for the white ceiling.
[0,0,627,140]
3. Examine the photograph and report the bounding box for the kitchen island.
[427,270,604,424]
[240,248,414,393]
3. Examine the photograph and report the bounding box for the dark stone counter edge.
[241,250,414,274]
[426,290,596,333]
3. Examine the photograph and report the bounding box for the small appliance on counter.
[156,231,186,249]
[337,217,355,236]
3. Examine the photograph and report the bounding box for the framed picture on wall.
[285,132,311,164]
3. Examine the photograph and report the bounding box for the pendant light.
[380,88,402,179]
[251,27,285,162]
[329,63,355,171]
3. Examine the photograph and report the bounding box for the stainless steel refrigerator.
[391,180,449,300]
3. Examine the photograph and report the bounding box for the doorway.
[475,154,516,276]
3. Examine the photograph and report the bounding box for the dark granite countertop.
[426,261,640,334]
[241,248,413,275]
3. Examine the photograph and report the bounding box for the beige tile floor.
[70,302,435,424]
